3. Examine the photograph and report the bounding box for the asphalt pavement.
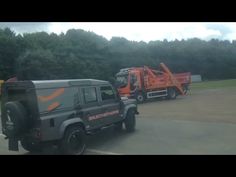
[1,116,236,154]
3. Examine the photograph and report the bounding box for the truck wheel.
[60,125,86,155]
[124,110,136,132]
[136,93,145,103]
[167,88,177,100]
[20,138,42,153]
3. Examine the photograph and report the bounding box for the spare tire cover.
[5,101,28,137]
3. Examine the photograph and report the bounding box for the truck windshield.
[115,74,128,88]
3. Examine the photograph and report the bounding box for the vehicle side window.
[100,86,116,101]
[83,87,97,103]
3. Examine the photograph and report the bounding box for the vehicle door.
[79,86,103,129]
[98,85,122,125]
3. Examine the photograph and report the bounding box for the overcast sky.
[0,22,236,42]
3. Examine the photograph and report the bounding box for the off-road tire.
[124,110,136,132]
[60,125,86,155]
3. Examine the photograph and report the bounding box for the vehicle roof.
[31,79,110,89]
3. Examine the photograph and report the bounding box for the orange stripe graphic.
[47,102,60,111]
[38,88,65,102]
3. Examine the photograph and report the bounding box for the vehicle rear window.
[100,86,116,101]
[36,87,75,113]
[83,87,97,103]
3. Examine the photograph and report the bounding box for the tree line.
[1,27,236,83]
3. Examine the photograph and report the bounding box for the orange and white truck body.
[115,63,191,102]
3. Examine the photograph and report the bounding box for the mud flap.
[8,138,19,151]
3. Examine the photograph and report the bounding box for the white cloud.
[2,22,236,42]
[48,22,236,42]
[0,22,50,34]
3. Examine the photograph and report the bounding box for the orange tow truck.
[115,63,191,103]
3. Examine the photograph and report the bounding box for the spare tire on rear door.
[4,101,29,137]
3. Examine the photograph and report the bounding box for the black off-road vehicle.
[0,79,138,154]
